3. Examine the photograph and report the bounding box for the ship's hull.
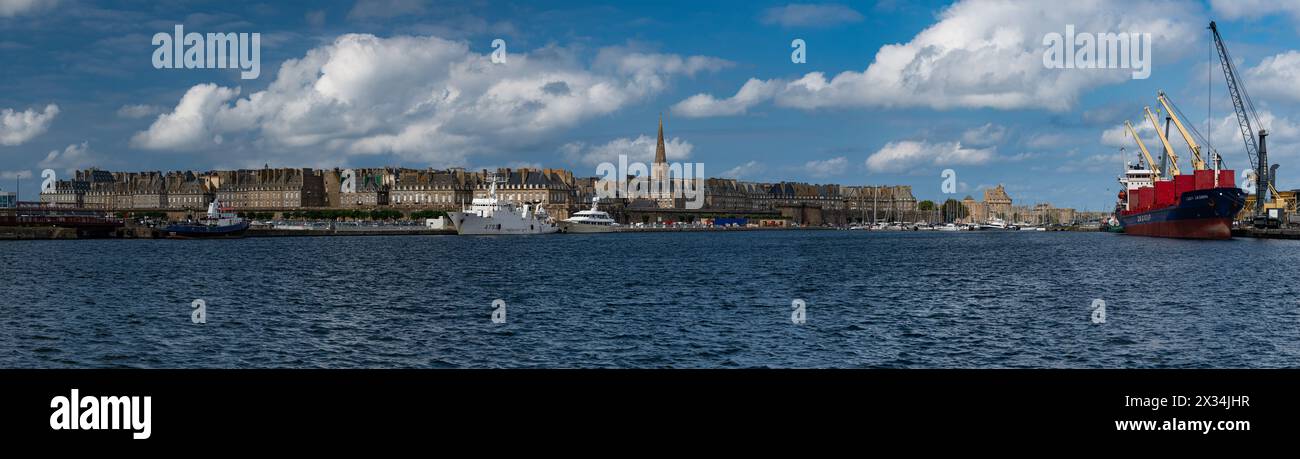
[163,221,251,239]
[448,212,559,235]
[1118,187,1245,239]
[559,221,618,233]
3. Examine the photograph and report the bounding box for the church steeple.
[654,112,667,165]
[651,112,673,209]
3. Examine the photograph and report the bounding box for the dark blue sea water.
[4,231,1300,368]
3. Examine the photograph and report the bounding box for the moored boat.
[447,176,559,235]
[163,199,250,238]
[1114,157,1245,240]
[560,198,619,233]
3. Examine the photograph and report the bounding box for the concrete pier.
[0,227,81,239]
[1233,227,1300,240]
[247,228,455,237]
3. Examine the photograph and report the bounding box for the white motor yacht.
[560,198,620,233]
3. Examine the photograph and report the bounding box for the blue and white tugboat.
[163,199,250,238]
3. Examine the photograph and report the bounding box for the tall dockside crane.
[1210,21,1280,224]
[1157,91,1208,171]
[1124,121,1162,178]
[1162,114,1173,174]
[1144,106,1181,176]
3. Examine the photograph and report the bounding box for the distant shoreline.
[2,224,1114,240]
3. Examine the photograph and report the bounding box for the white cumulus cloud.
[803,156,848,177]
[560,134,694,169]
[116,104,163,119]
[130,34,724,167]
[131,84,239,150]
[39,141,95,174]
[0,0,57,17]
[673,78,779,118]
[0,104,59,146]
[678,0,1199,116]
[1208,110,1300,163]
[865,140,995,173]
[1246,50,1300,103]
[960,123,1007,147]
[721,160,765,180]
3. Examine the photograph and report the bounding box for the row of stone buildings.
[958,184,1080,225]
[39,165,926,224]
[38,166,576,214]
[696,178,920,225]
[40,165,1103,225]
[31,116,1103,225]
[37,115,932,225]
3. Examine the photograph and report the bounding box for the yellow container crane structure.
[1124,120,1162,179]
[1143,106,1181,177]
[1156,91,1208,171]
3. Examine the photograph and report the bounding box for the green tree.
[410,210,447,220]
[918,200,937,211]
[940,198,968,223]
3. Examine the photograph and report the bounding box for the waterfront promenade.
[2,223,1101,239]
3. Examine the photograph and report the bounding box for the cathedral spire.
[652,112,673,209]
[654,112,667,165]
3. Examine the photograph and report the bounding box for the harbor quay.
[6,164,1103,237]
[28,166,924,225]
[2,159,1112,239]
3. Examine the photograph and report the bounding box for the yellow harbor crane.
[1143,106,1181,176]
[1124,120,1161,178]
[1156,91,1208,171]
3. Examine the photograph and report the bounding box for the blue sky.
[3,0,1300,210]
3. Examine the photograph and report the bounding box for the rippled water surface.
[4,231,1300,368]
